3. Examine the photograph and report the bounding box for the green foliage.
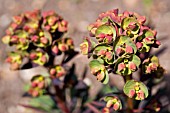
[29,95,57,112]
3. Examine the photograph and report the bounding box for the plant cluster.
[2,9,169,113]
[2,10,70,70]
[2,10,91,113]
[80,9,166,112]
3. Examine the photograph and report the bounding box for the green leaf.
[94,44,112,53]
[123,80,136,95]
[29,95,56,112]
[80,37,96,55]
[89,59,109,84]
[23,84,31,92]
[144,30,154,37]
[126,39,137,54]
[15,30,29,38]
[114,36,129,48]
[138,30,154,42]
[139,82,149,98]
[97,57,105,64]
[102,70,109,84]
[104,96,117,102]
[101,17,109,23]
[150,56,159,65]
[101,85,119,94]
[89,59,105,73]
[122,17,135,29]
[95,25,112,36]
[131,55,141,67]
[95,25,116,40]
[121,17,139,34]
[114,36,137,54]
[89,59,105,75]
[114,36,127,50]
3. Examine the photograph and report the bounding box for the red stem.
[85,103,101,113]
[54,86,70,113]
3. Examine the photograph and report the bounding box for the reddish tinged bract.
[126,45,133,54]
[118,63,126,72]
[129,62,136,71]
[129,89,135,98]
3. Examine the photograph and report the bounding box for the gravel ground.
[0,0,170,112]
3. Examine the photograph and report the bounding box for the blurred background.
[0,0,170,112]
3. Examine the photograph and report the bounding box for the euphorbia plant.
[2,10,69,70]
[80,9,166,112]
[2,9,169,113]
[2,10,91,113]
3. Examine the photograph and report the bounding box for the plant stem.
[124,75,134,112]
[124,74,132,82]
[54,86,70,113]
[127,97,133,112]
[85,103,101,113]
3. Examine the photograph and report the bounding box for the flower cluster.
[5,52,23,70]
[102,96,122,112]
[50,65,66,78]
[80,9,161,82]
[28,75,46,97]
[123,80,148,100]
[2,10,74,70]
[128,82,144,100]
[52,38,74,54]
[89,59,109,84]
[3,10,96,113]
[42,11,68,33]
[115,54,140,75]
[29,49,49,66]
[142,56,165,78]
